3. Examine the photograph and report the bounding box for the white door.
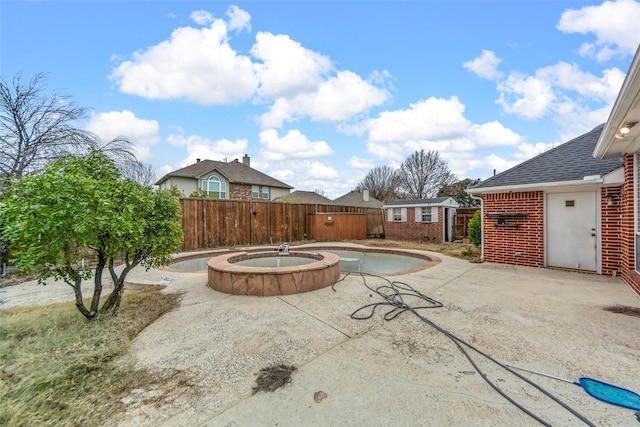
[546,191,597,271]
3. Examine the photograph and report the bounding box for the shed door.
[546,191,597,271]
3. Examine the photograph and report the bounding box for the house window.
[421,207,432,222]
[262,186,269,199]
[388,207,407,222]
[252,185,260,198]
[202,175,227,199]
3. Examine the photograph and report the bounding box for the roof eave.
[467,174,623,195]
[594,45,640,159]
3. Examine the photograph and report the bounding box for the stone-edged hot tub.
[207,251,341,296]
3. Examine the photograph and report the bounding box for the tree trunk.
[89,251,106,317]
[99,255,141,316]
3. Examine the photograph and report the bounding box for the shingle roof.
[472,124,622,190]
[155,159,293,189]
[333,190,383,208]
[274,190,335,204]
[385,197,451,206]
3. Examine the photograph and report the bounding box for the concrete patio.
[2,243,639,426]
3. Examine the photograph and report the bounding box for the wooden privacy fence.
[179,198,384,250]
[454,208,480,240]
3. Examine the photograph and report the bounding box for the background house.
[273,190,335,204]
[468,125,623,275]
[383,197,459,243]
[155,155,292,201]
[333,190,383,209]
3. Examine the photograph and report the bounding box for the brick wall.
[229,184,270,201]
[385,207,445,242]
[600,186,623,277]
[482,191,544,267]
[620,154,640,296]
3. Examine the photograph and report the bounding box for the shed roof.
[384,197,459,207]
[155,159,293,189]
[471,124,622,191]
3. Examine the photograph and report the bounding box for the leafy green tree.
[188,188,218,198]
[0,152,183,319]
[438,178,481,207]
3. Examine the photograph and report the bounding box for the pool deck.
[2,242,640,426]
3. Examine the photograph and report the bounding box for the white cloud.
[85,110,160,161]
[346,155,376,170]
[259,70,390,128]
[167,134,248,166]
[362,97,525,172]
[258,129,333,160]
[190,10,214,26]
[463,50,503,80]
[110,18,258,104]
[472,121,523,148]
[557,0,640,61]
[536,62,625,103]
[226,5,251,33]
[496,72,556,119]
[251,32,332,98]
[366,97,470,144]
[266,159,340,192]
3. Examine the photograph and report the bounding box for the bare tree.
[397,149,456,199]
[94,137,156,185]
[356,165,400,203]
[0,73,97,184]
[0,72,154,187]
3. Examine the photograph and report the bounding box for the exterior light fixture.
[619,122,637,134]
[615,133,624,139]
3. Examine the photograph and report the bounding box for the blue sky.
[2,1,640,198]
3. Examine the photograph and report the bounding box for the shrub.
[467,210,482,247]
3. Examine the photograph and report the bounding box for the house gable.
[155,157,293,201]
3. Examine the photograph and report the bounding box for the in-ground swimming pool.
[169,246,436,275]
[167,246,438,296]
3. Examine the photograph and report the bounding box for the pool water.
[321,250,428,274]
[169,248,430,275]
[235,256,316,268]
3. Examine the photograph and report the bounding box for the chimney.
[196,158,200,163]
[363,189,370,202]
[242,154,250,167]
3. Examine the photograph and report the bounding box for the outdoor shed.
[383,197,459,243]
[468,124,624,275]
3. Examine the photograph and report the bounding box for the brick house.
[383,197,459,243]
[467,125,623,275]
[592,45,640,297]
[155,155,292,201]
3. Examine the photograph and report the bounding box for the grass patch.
[351,239,482,262]
[0,286,183,426]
